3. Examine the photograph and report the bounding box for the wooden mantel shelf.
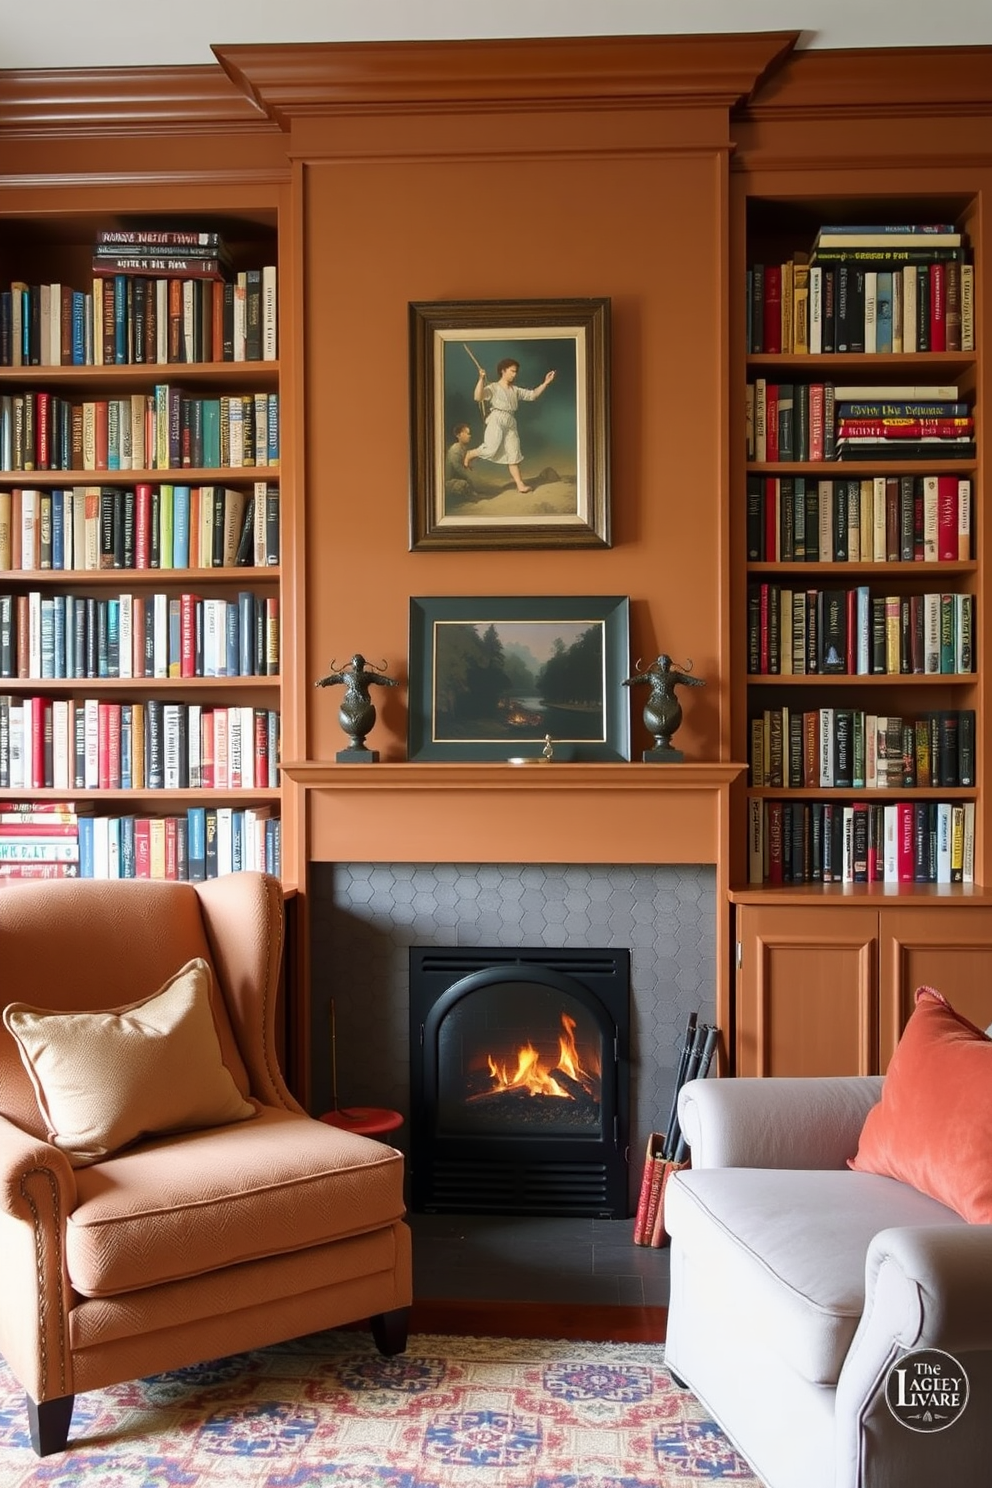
[282,760,745,867]
[282,760,742,791]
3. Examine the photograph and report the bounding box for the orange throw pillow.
[849,986,992,1222]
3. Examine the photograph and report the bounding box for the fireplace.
[409,947,630,1217]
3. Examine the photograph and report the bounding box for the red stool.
[319,1106,403,1137]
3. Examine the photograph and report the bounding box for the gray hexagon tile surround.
[310,862,716,1210]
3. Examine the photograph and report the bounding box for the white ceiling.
[5,0,992,72]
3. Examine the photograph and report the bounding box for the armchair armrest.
[0,1113,77,1217]
[677,1075,884,1170]
[0,1114,77,1402]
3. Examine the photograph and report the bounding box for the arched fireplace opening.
[409,947,630,1217]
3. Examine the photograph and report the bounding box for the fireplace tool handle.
[320,1001,405,1138]
[330,998,340,1112]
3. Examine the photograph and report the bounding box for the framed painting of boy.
[409,297,611,551]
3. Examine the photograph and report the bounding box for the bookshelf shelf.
[0,469,279,486]
[746,673,974,688]
[0,362,279,388]
[747,785,974,801]
[0,566,280,586]
[41,787,282,804]
[747,561,976,576]
[746,351,976,377]
[747,461,978,476]
[0,677,280,693]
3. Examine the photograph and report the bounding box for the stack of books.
[833,383,975,463]
[92,229,233,283]
[0,799,83,879]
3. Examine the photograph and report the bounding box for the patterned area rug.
[0,1332,762,1487]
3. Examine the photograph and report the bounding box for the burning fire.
[474,1013,600,1100]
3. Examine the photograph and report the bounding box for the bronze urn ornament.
[622,654,706,762]
[316,654,398,762]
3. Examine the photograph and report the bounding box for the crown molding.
[743,44,992,119]
[0,66,276,137]
[213,32,799,127]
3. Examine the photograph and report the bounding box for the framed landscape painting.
[409,298,611,551]
[408,595,630,762]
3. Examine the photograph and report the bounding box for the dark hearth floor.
[409,1212,671,1308]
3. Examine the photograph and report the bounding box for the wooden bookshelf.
[0,197,286,884]
[728,83,992,1074]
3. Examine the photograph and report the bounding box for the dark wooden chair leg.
[370,1305,410,1357]
[26,1394,74,1456]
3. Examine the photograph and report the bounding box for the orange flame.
[479,1013,599,1100]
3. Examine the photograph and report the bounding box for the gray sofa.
[664,1076,992,1488]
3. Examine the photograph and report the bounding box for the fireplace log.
[552,1069,596,1103]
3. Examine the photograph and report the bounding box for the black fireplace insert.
[409,947,630,1217]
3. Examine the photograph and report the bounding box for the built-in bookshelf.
[739,195,981,893]
[0,208,282,882]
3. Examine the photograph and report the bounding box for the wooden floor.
[410,1298,668,1343]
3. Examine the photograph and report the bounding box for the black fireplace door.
[410,950,629,1216]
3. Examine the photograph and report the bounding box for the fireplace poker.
[662,1011,696,1161]
[673,1023,719,1165]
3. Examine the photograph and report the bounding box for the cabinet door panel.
[879,907,992,1065]
[737,906,878,1076]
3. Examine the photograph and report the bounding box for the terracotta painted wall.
[299,110,731,786]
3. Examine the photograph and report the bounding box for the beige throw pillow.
[3,958,255,1166]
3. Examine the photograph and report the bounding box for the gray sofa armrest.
[835,1224,992,1485]
[676,1075,884,1170]
[862,1224,992,1353]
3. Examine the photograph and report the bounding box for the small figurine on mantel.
[622,653,706,762]
[315,654,398,763]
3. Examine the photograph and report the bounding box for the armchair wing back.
[0,876,271,1134]
[0,874,411,1457]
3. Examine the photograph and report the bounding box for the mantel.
[281,760,745,867]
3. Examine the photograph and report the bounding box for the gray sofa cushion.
[666,1168,963,1385]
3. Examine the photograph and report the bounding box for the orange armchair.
[0,873,411,1456]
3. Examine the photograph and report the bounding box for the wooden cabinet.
[735,897,992,1075]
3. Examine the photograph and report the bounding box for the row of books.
[746,382,973,464]
[746,253,974,356]
[0,265,277,368]
[1,590,279,682]
[748,797,975,886]
[1,483,280,573]
[0,697,280,792]
[0,387,280,473]
[81,808,280,880]
[747,583,973,677]
[0,803,280,881]
[748,473,972,565]
[749,708,976,791]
